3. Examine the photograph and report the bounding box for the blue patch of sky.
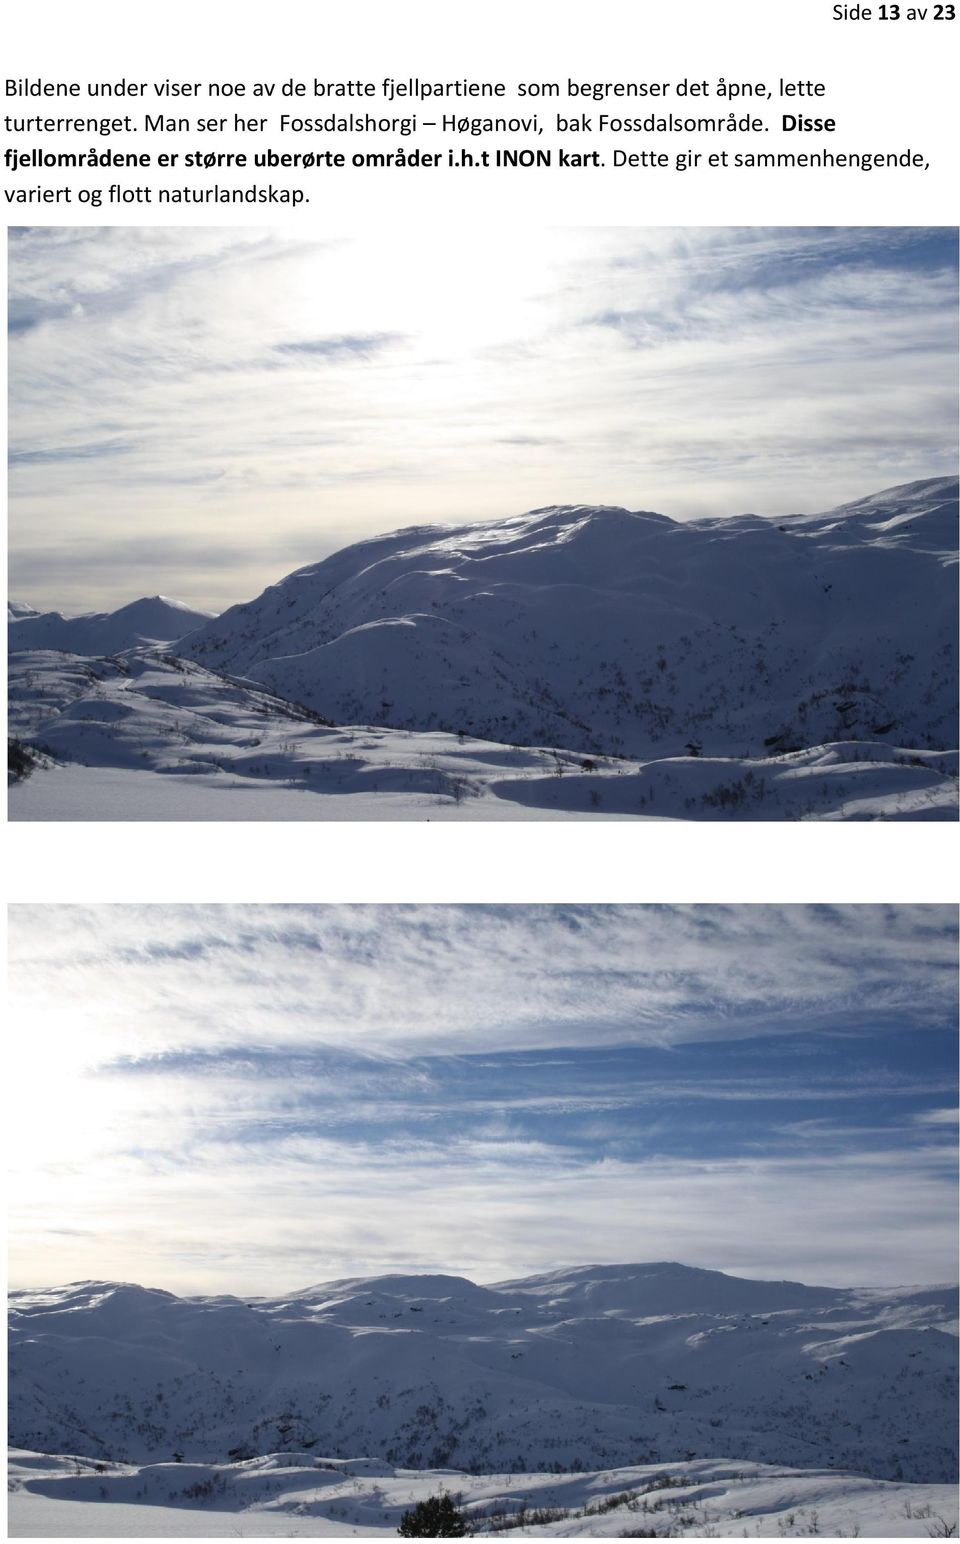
[701,227,959,294]
[8,307,45,336]
[112,1027,957,1166]
[591,230,960,348]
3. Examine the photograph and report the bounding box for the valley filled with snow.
[8,479,958,820]
[8,1264,958,1537]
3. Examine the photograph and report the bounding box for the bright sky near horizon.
[8,904,958,1296]
[8,225,958,614]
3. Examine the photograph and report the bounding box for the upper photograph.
[8,225,958,821]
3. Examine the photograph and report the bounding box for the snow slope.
[9,1265,957,1485]
[8,649,957,820]
[8,1449,959,1537]
[180,479,958,762]
[8,595,214,655]
[9,480,957,819]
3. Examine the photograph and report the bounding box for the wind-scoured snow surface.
[9,1265,958,1490]
[8,480,959,819]
[8,595,214,655]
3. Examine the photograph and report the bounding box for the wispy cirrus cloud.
[9,903,958,1058]
[8,226,957,612]
[7,906,957,1294]
[913,1107,960,1127]
[9,1126,956,1295]
[273,332,406,361]
[8,437,138,466]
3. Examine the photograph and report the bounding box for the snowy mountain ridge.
[8,595,215,656]
[180,478,958,761]
[10,1262,958,1485]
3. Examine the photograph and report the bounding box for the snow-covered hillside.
[181,479,958,762]
[9,648,956,820]
[10,1265,957,1485]
[8,481,958,819]
[8,595,213,655]
[9,1449,959,1538]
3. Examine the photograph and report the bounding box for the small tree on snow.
[397,1493,467,1536]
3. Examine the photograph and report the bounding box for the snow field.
[8,1450,959,1537]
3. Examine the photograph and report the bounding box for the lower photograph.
[7,904,958,1539]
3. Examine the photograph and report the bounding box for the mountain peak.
[179,479,958,768]
[9,594,216,656]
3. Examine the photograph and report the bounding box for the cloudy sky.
[8,904,957,1295]
[8,225,958,614]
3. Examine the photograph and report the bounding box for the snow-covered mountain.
[8,595,214,655]
[8,480,958,819]
[180,479,958,761]
[8,599,40,621]
[10,1264,957,1485]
